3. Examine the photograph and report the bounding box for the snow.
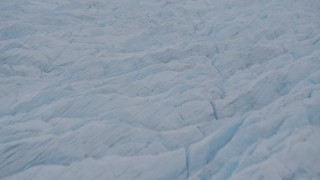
[1,0,320,179]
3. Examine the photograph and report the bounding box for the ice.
[1,0,320,179]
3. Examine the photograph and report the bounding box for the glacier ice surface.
[1,0,320,179]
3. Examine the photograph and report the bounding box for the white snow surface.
[1,0,320,179]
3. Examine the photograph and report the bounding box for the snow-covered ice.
[1,0,320,179]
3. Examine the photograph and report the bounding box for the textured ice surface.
[1,0,320,179]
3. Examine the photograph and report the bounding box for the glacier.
[0,0,320,179]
